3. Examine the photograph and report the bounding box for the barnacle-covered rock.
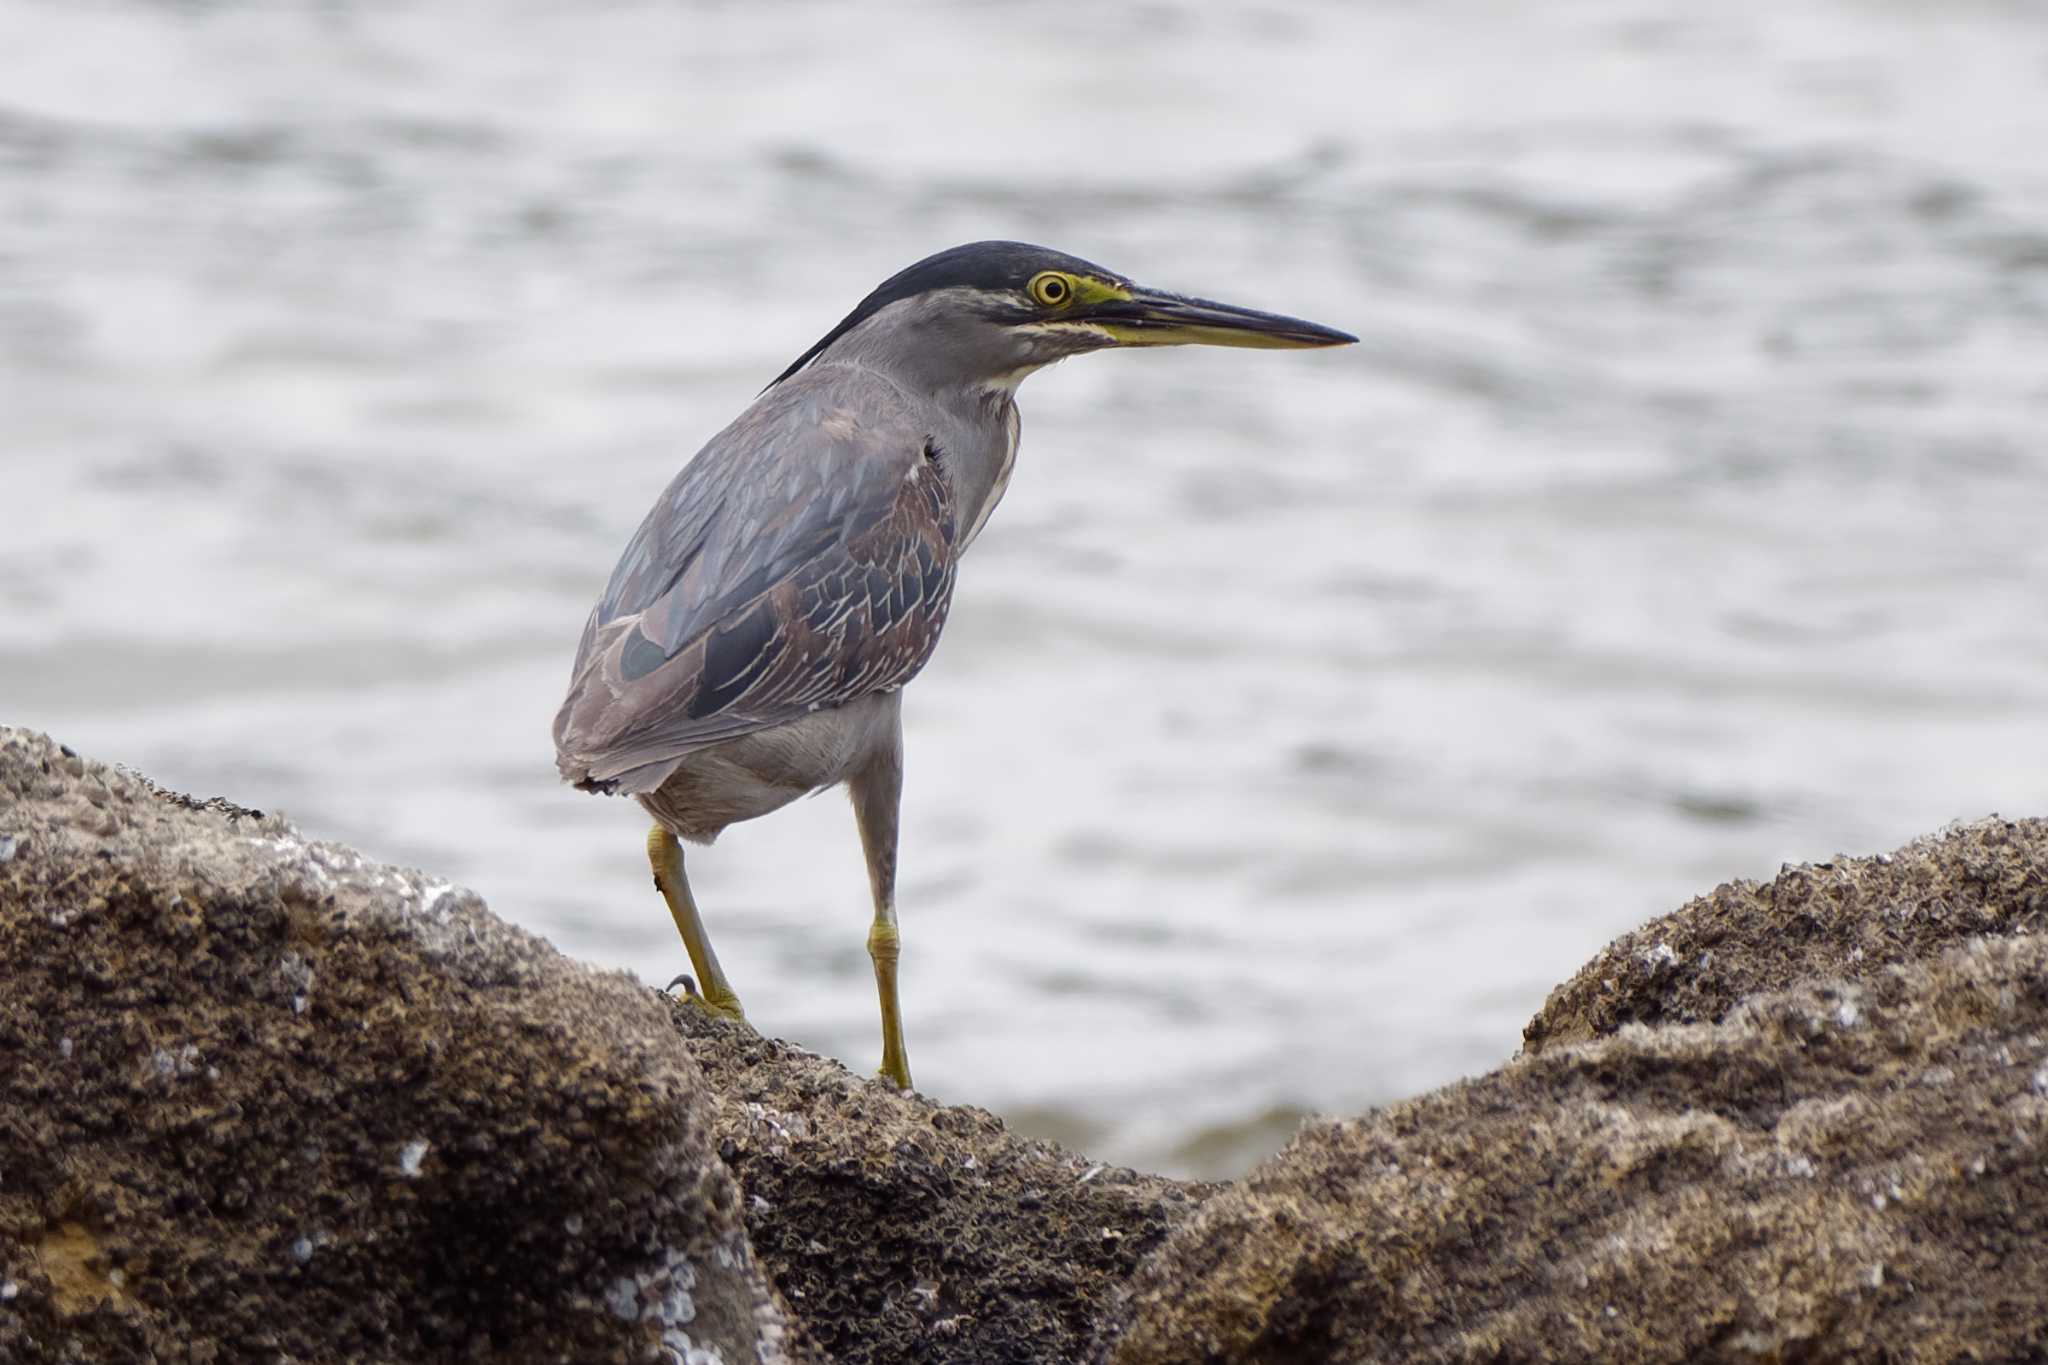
[0,726,804,1364]
[1522,818,2048,1053]
[11,724,2047,1364]
[1094,820,2048,1364]
[669,1007,1208,1365]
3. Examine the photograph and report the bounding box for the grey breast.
[553,364,960,795]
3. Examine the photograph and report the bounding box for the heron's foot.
[667,972,747,1022]
[876,1054,912,1091]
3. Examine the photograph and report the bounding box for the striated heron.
[553,241,1354,1089]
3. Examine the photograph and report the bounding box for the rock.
[1525,818,2048,1053]
[0,726,1206,1364]
[14,725,2048,1363]
[667,1008,1210,1365]
[1095,821,2048,1364]
[0,727,805,1364]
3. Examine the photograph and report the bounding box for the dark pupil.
[1044,279,1065,299]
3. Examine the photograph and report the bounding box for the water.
[5,0,2047,1177]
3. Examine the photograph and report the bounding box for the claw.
[665,970,746,1022]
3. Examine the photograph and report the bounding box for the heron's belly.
[636,691,900,843]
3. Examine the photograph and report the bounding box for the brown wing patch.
[553,441,959,792]
[733,454,957,714]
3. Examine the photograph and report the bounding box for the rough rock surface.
[1525,818,2048,1053]
[668,1008,1210,1365]
[0,727,804,1364]
[1096,819,2048,1364]
[12,725,2048,1365]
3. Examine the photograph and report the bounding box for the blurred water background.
[5,0,2047,1177]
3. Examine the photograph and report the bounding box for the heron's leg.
[850,748,910,1090]
[646,824,745,1020]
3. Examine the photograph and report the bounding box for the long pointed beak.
[1084,286,1356,350]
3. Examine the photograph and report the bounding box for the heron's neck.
[923,380,1020,554]
[818,320,1028,553]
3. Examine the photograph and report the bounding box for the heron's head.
[770,240,1355,394]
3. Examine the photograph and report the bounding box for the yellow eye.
[1028,272,1074,308]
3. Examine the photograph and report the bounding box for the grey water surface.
[5,0,2047,1176]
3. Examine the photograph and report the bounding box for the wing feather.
[552,368,959,792]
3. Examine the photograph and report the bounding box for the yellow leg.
[646,824,744,1021]
[868,916,910,1090]
[850,755,911,1090]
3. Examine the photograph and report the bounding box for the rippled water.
[6,0,2047,1176]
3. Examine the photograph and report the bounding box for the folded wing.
[553,370,958,793]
